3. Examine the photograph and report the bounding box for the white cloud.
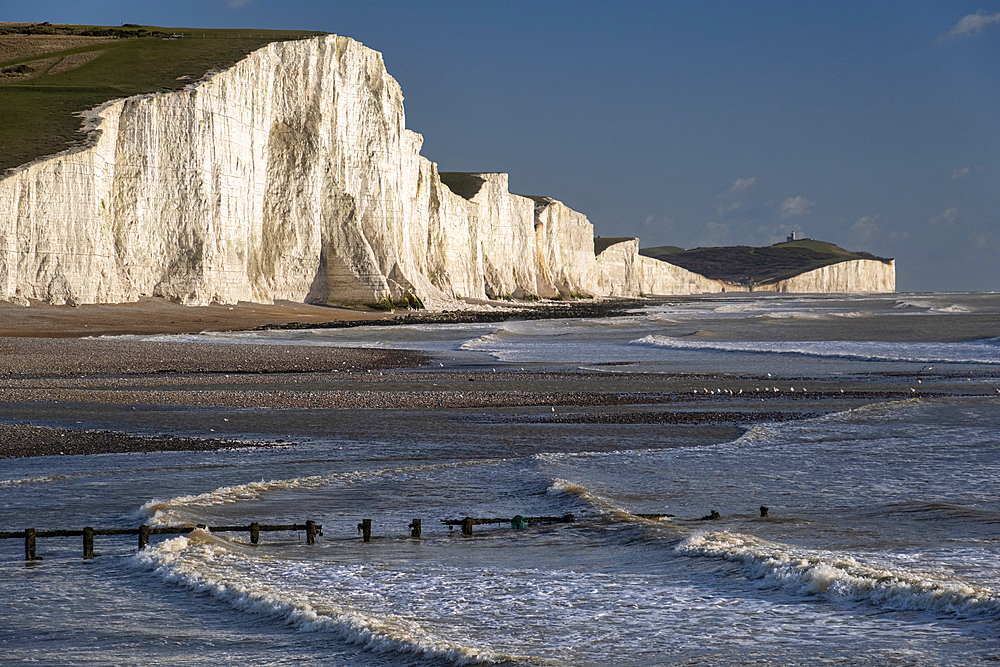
[849,215,881,245]
[928,207,958,226]
[968,230,1000,251]
[942,11,1000,40]
[779,196,815,218]
[715,201,742,216]
[952,166,971,179]
[727,177,756,196]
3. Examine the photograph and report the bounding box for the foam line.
[677,531,1000,619]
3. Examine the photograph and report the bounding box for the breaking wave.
[630,335,1000,365]
[133,532,529,665]
[677,531,1000,619]
[0,474,69,487]
[136,459,505,525]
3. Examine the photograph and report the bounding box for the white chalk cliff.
[764,259,895,293]
[0,35,894,308]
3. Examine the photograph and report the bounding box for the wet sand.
[0,298,392,338]
[0,341,956,460]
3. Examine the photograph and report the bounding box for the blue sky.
[5,2,999,292]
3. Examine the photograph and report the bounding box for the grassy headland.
[0,23,325,174]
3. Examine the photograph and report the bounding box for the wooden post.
[250,522,260,545]
[25,528,35,561]
[760,506,769,517]
[461,517,473,536]
[138,525,151,549]
[361,519,372,542]
[83,527,95,559]
[409,519,421,538]
[305,520,318,545]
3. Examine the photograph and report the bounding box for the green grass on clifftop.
[1,24,325,175]
[640,239,893,285]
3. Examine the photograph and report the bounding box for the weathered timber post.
[83,527,95,559]
[760,506,769,517]
[25,528,36,561]
[306,520,318,545]
[461,517,473,536]
[138,525,151,549]
[409,519,421,538]
[250,522,260,545]
[361,519,372,542]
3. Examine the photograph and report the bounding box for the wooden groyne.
[1,520,322,561]
[441,513,575,535]
[8,507,764,560]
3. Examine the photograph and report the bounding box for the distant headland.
[638,234,894,292]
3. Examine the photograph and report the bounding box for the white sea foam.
[829,311,874,318]
[677,531,1000,619]
[137,460,505,525]
[629,335,1000,365]
[133,536,523,665]
[757,311,827,320]
[458,331,507,357]
[894,299,936,310]
[546,477,627,517]
[0,474,69,487]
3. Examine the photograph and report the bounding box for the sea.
[2,292,1000,666]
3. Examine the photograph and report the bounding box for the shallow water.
[2,292,1000,665]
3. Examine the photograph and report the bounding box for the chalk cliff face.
[770,259,896,293]
[0,35,894,307]
[591,239,725,296]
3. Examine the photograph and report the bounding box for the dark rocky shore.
[0,423,272,459]
[254,297,651,331]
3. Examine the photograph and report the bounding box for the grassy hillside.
[0,23,325,175]
[640,239,893,285]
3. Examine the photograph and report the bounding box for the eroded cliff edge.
[0,35,894,308]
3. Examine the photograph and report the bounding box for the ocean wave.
[629,335,1000,365]
[458,331,508,359]
[136,460,506,525]
[830,311,875,318]
[893,299,935,311]
[757,311,828,320]
[0,474,69,487]
[677,531,1000,619]
[546,477,680,527]
[546,477,628,518]
[712,303,764,314]
[133,533,528,665]
[892,299,975,314]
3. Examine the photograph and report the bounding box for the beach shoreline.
[0,293,994,461]
[0,295,647,338]
[0,295,664,460]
